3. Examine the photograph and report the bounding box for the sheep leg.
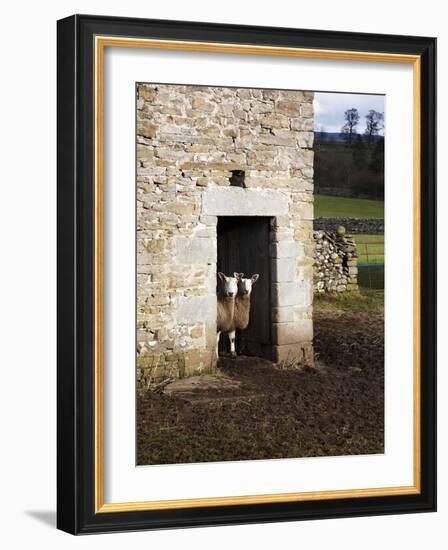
[216,332,221,358]
[229,330,236,357]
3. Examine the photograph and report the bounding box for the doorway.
[217,216,272,357]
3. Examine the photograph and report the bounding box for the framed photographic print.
[57,14,436,534]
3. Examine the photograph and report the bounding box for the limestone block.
[293,306,313,321]
[270,240,304,259]
[272,320,313,345]
[191,97,214,112]
[189,325,204,339]
[301,166,314,179]
[176,295,216,324]
[271,307,295,323]
[259,113,289,128]
[300,103,314,117]
[205,322,218,348]
[199,214,218,226]
[270,227,294,243]
[176,236,216,264]
[297,285,313,308]
[183,349,216,377]
[274,215,292,228]
[290,201,314,220]
[275,100,301,117]
[138,86,158,102]
[257,134,296,147]
[271,258,296,282]
[250,102,273,114]
[271,282,307,307]
[270,343,314,364]
[290,117,314,131]
[138,120,157,139]
[195,177,211,187]
[297,131,314,149]
[293,224,314,242]
[195,227,215,239]
[237,89,252,99]
[278,90,306,101]
[302,149,315,166]
[204,270,218,294]
[202,188,289,216]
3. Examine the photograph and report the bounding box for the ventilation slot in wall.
[229,170,246,188]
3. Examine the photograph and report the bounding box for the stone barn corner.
[136,84,315,387]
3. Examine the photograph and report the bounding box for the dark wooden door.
[217,217,271,355]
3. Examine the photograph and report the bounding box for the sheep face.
[218,272,238,298]
[235,273,259,296]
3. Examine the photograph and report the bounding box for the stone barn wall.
[136,83,315,387]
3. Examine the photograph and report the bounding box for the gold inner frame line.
[94,35,421,514]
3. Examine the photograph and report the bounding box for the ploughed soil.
[137,294,384,465]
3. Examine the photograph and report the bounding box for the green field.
[314,195,384,219]
[356,234,384,265]
[314,288,384,313]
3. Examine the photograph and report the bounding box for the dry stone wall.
[313,229,358,293]
[137,83,315,387]
[314,217,383,234]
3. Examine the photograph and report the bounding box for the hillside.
[314,135,384,199]
[314,132,383,143]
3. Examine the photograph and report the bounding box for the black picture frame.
[57,14,436,535]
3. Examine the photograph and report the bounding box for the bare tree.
[341,108,360,146]
[365,110,384,145]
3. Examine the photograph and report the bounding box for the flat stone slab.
[164,375,241,396]
[202,188,289,216]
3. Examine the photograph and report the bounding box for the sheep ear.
[251,274,259,283]
[234,272,243,279]
[218,272,226,281]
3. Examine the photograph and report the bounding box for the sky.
[314,92,385,134]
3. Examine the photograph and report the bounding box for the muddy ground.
[137,293,384,465]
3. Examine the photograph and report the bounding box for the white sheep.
[216,272,260,358]
[234,273,259,350]
[216,272,238,357]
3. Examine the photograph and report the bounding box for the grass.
[314,288,384,314]
[354,234,384,244]
[314,195,384,219]
[355,234,384,265]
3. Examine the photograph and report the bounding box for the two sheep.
[216,272,259,357]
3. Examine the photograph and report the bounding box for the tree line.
[342,108,384,146]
